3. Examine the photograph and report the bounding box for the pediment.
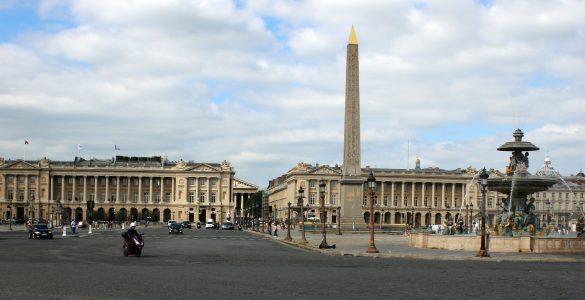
[2,160,39,170]
[310,166,341,176]
[185,163,219,173]
[233,178,258,190]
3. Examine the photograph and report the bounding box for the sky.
[1,0,584,188]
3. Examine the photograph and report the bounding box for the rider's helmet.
[130,221,136,229]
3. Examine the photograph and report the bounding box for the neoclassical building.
[0,156,257,226]
[266,158,585,230]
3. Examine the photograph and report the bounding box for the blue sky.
[1,0,584,187]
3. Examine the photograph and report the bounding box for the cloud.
[1,0,584,186]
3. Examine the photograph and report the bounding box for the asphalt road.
[0,226,583,299]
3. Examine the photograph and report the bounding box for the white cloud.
[1,0,584,186]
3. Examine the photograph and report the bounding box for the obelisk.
[340,25,365,226]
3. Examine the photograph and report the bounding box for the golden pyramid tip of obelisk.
[348,25,358,45]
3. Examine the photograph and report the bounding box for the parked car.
[167,220,177,227]
[181,221,192,229]
[205,219,215,229]
[29,224,53,239]
[221,222,235,230]
[168,223,183,234]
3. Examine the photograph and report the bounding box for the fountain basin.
[487,177,557,195]
[410,233,585,254]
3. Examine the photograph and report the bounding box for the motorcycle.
[122,233,144,257]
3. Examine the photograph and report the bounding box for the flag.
[78,144,82,150]
[24,140,29,145]
[114,145,120,151]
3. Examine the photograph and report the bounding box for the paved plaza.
[251,225,585,263]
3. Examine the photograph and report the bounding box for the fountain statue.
[488,129,557,236]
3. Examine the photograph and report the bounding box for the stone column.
[441,183,446,209]
[116,176,120,203]
[390,181,395,207]
[422,182,426,207]
[105,176,109,202]
[411,182,416,207]
[137,177,142,203]
[83,176,87,202]
[431,183,436,208]
[149,177,153,203]
[94,176,98,203]
[451,183,456,209]
[61,176,65,202]
[401,182,405,208]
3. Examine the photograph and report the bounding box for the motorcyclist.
[122,221,139,240]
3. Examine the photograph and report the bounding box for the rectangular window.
[414,197,418,207]
[188,192,195,203]
[331,181,337,189]
[7,189,14,200]
[383,196,388,206]
[133,178,139,186]
[121,193,127,202]
[143,192,149,202]
[403,197,408,206]
[153,194,160,202]
[110,192,116,202]
[57,177,62,184]
[434,197,438,207]
[188,178,195,186]
[67,177,73,184]
[363,196,367,206]
[100,192,105,201]
[488,197,493,208]
[29,190,36,200]
[393,197,398,207]
[122,178,127,185]
[423,197,428,207]
[330,194,337,205]
[199,178,206,186]
[132,192,139,203]
[29,176,36,184]
[78,192,83,201]
[309,194,316,205]
[211,179,217,187]
[165,192,171,202]
[211,192,217,203]
[199,192,205,203]
[309,180,316,188]
[67,191,73,201]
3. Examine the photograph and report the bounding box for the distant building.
[0,156,257,226]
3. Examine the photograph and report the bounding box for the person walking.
[70,219,77,234]
[273,223,278,237]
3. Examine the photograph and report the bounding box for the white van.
[205,219,215,229]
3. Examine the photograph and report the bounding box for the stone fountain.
[488,129,557,235]
[410,129,585,254]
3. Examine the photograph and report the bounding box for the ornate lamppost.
[470,203,474,233]
[366,170,379,253]
[86,199,94,234]
[285,202,292,241]
[318,180,329,249]
[465,204,469,232]
[477,168,490,257]
[337,206,342,235]
[298,186,307,244]
[7,200,12,231]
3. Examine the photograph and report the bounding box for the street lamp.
[466,204,469,233]
[337,206,342,235]
[297,186,307,244]
[285,202,292,241]
[477,167,490,257]
[7,201,12,230]
[366,170,379,253]
[470,203,474,233]
[318,180,330,249]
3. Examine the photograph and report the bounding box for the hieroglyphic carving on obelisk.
[342,25,361,177]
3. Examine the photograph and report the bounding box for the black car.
[29,224,54,239]
[169,223,183,234]
[181,221,192,229]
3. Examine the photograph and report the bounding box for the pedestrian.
[273,223,278,237]
[70,219,77,234]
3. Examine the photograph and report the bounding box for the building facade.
[0,156,257,226]
[267,159,585,230]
